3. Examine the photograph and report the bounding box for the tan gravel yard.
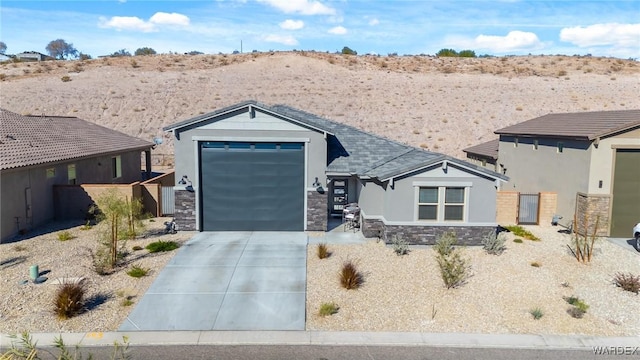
[306,226,640,335]
[0,218,194,333]
[2,223,639,336]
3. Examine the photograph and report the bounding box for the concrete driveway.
[607,237,640,254]
[120,232,307,331]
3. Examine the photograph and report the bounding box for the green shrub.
[53,281,86,319]
[436,250,469,289]
[391,235,410,256]
[564,295,589,318]
[436,48,458,57]
[57,231,75,241]
[513,238,523,243]
[317,243,330,259]
[530,261,541,267]
[530,308,544,320]
[126,264,149,278]
[319,302,339,317]
[434,232,457,257]
[613,272,640,294]
[481,231,506,255]
[80,221,92,230]
[132,245,143,251]
[504,225,539,241]
[434,232,469,289]
[146,240,179,253]
[61,75,71,82]
[340,260,363,290]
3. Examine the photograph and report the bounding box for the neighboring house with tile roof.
[462,139,499,172]
[0,109,154,242]
[163,101,507,245]
[467,109,640,237]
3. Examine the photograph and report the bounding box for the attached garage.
[610,149,640,237]
[200,141,305,231]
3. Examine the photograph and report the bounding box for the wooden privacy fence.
[53,171,175,220]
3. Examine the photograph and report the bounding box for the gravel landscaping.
[2,222,639,336]
[306,226,640,336]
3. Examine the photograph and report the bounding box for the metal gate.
[161,186,175,215]
[518,193,539,225]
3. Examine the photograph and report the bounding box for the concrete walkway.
[120,232,307,331]
[607,237,639,254]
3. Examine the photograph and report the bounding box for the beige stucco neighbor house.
[466,109,639,237]
[0,109,154,242]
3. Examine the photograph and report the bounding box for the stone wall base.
[307,190,328,231]
[362,217,494,246]
[174,189,196,231]
[575,192,610,237]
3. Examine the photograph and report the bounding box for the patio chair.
[343,203,361,232]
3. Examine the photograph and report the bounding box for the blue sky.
[1,1,638,58]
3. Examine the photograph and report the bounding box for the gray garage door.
[610,149,640,238]
[200,141,304,231]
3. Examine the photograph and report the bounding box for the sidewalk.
[2,330,639,350]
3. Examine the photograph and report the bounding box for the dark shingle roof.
[495,110,640,140]
[463,139,499,160]
[1,109,153,170]
[164,100,506,181]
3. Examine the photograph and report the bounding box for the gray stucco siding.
[173,127,327,191]
[498,136,591,219]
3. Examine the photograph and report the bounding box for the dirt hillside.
[2,52,638,166]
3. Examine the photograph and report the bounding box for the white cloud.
[99,12,190,32]
[368,18,380,26]
[263,34,299,46]
[257,0,336,15]
[328,26,347,35]
[474,31,543,52]
[279,19,304,30]
[149,12,190,26]
[99,16,157,32]
[560,23,640,47]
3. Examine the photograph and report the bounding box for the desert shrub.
[61,75,71,82]
[80,220,92,230]
[57,231,75,241]
[391,235,409,256]
[126,264,149,278]
[132,245,143,251]
[530,308,543,320]
[53,281,86,319]
[0,73,6,81]
[503,225,539,241]
[564,295,589,318]
[3,331,131,359]
[613,272,640,294]
[434,232,457,256]
[481,231,506,255]
[340,260,363,290]
[436,48,458,57]
[319,302,339,317]
[317,243,330,259]
[558,69,567,76]
[146,240,179,253]
[567,214,601,263]
[436,250,469,289]
[434,232,469,289]
[513,238,523,243]
[530,261,541,267]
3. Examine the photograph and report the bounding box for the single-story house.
[15,51,53,62]
[0,109,154,242]
[163,101,507,245]
[466,109,639,237]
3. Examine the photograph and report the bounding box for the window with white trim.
[112,155,122,179]
[67,164,76,185]
[417,186,467,222]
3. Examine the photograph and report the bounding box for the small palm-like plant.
[340,260,363,290]
[54,281,86,319]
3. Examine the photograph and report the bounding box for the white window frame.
[417,187,439,221]
[67,164,76,185]
[414,182,470,223]
[112,155,122,179]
